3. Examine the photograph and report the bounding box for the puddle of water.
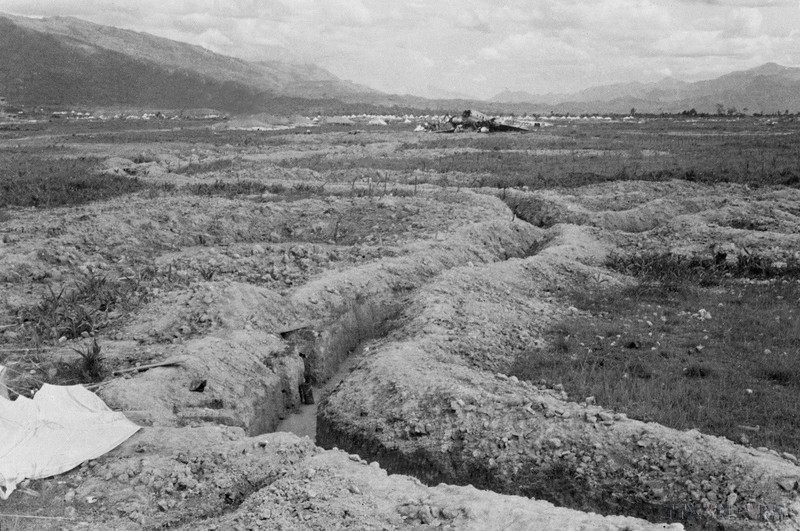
[275,345,366,442]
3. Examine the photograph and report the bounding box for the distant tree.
[727,106,738,116]
[630,107,636,116]
[716,103,725,116]
[682,108,697,116]
[742,107,749,115]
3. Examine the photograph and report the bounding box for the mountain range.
[1,12,799,115]
[0,13,380,113]
[492,63,800,115]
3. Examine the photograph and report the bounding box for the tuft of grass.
[69,338,105,383]
[510,271,800,455]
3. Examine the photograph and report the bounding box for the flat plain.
[1,115,799,530]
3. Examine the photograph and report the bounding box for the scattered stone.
[189,379,207,392]
[418,505,434,524]
[727,492,738,507]
[547,438,562,449]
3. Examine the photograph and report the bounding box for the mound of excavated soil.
[2,172,799,529]
[0,428,679,530]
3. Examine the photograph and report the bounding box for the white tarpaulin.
[0,379,140,499]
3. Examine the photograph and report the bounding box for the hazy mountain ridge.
[492,63,800,114]
[0,13,380,111]
[2,12,799,116]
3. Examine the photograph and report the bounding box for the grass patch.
[510,256,800,455]
[0,155,146,208]
[276,119,800,189]
[184,179,280,197]
[182,179,327,201]
[607,250,800,290]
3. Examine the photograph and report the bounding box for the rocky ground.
[1,127,800,529]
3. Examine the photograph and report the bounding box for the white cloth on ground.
[0,382,140,499]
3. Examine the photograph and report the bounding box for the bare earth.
[2,127,800,530]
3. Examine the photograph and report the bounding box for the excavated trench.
[270,298,405,441]
[307,216,800,530]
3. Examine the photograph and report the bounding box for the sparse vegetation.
[182,179,330,201]
[20,273,148,343]
[0,154,146,208]
[276,120,800,189]
[510,252,800,456]
[606,250,800,290]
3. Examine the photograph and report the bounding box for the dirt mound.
[4,148,800,530]
[316,205,800,529]
[0,428,677,530]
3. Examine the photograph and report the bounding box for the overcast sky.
[1,0,798,99]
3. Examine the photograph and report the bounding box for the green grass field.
[511,252,800,456]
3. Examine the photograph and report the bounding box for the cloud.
[676,0,791,5]
[0,0,798,98]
